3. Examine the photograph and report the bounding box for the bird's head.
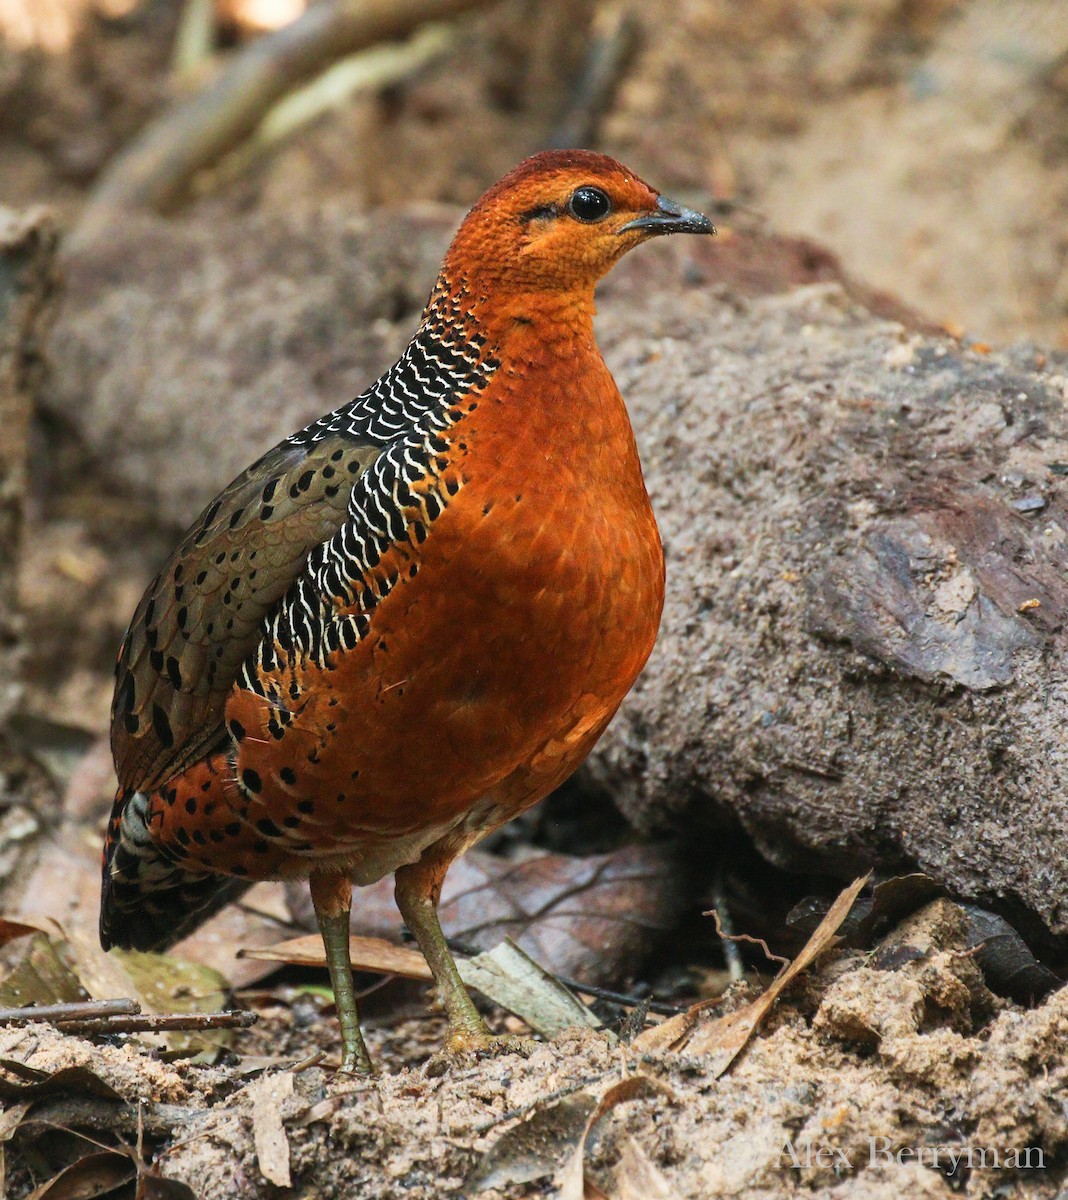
[440,149,715,306]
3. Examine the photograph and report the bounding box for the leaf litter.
[2,872,1067,1198]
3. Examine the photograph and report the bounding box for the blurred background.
[3,0,1068,343]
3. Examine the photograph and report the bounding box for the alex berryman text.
[779,1138,1045,1172]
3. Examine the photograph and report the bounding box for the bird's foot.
[338,1048,377,1077]
[424,1029,539,1075]
[447,1029,539,1057]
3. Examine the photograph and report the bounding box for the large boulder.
[595,283,1068,948]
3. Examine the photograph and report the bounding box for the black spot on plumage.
[152,704,174,748]
[117,669,136,713]
[242,769,262,794]
[280,767,296,785]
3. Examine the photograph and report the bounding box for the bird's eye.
[567,186,612,223]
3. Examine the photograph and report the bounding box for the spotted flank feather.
[101,270,500,950]
[100,787,249,951]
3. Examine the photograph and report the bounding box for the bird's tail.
[100,786,249,953]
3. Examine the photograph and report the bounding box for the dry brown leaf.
[0,918,51,948]
[634,873,870,1071]
[284,844,684,985]
[248,1072,294,1187]
[0,923,233,1056]
[468,1074,676,1195]
[556,1076,678,1200]
[467,1094,599,1191]
[614,1135,677,1200]
[240,933,432,979]
[137,1175,199,1199]
[0,932,86,1009]
[0,1061,125,1103]
[26,1150,135,1200]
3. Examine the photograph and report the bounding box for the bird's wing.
[111,435,381,793]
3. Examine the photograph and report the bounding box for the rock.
[592,284,1068,949]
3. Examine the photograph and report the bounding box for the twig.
[550,3,640,149]
[53,1010,258,1035]
[705,907,789,972]
[556,977,686,1018]
[73,0,498,246]
[172,0,216,81]
[0,998,140,1024]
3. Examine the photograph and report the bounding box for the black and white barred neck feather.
[237,277,500,699]
[286,279,495,450]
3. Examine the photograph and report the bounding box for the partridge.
[100,150,714,1072]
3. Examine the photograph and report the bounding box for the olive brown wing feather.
[111,436,381,793]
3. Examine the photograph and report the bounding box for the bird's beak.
[618,195,716,237]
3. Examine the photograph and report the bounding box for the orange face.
[442,149,714,296]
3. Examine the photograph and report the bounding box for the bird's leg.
[394,850,493,1052]
[309,869,374,1075]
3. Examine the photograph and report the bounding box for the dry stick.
[52,1010,258,1036]
[549,3,639,149]
[73,0,497,247]
[0,998,140,1024]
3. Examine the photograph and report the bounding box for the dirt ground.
[2,0,1068,1197]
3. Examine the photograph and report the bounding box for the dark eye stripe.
[519,203,559,224]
